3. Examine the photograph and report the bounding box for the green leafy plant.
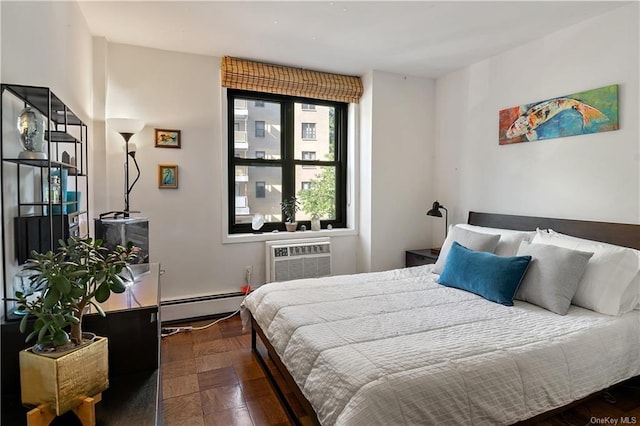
[13,237,139,350]
[299,168,336,220]
[280,196,301,223]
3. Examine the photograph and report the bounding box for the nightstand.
[405,249,439,267]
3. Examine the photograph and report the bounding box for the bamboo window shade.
[221,56,363,104]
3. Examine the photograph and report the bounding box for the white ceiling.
[78,1,628,79]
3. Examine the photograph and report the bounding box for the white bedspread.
[242,265,640,425]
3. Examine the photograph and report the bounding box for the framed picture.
[499,84,618,145]
[154,129,181,148]
[158,164,178,189]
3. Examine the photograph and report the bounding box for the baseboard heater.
[160,292,245,323]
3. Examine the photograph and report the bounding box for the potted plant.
[280,196,301,232]
[12,236,139,416]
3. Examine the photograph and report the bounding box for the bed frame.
[467,211,640,250]
[250,211,640,425]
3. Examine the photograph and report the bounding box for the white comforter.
[242,265,640,425]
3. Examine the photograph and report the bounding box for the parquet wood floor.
[161,314,640,426]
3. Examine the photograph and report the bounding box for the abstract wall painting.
[499,84,619,145]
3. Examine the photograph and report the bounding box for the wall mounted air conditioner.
[265,237,331,283]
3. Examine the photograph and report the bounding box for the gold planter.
[19,336,109,416]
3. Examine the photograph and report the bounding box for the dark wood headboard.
[468,211,640,250]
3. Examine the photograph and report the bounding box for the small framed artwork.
[158,164,178,189]
[154,129,181,148]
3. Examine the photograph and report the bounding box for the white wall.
[102,43,361,306]
[0,0,3,320]
[0,1,94,318]
[361,71,436,272]
[102,44,439,309]
[91,37,109,218]
[434,3,640,241]
[1,2,93,123]
[357,72,373,273]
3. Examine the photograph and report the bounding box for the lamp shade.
[107,118,145,135]
[427,200,449,240]
[427,201,445,217]
[124,142,137,155]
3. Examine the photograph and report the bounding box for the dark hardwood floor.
[161,314,640,426]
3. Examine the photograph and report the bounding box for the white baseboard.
[160,293,245,323]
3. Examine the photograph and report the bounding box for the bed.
[242,212,640,425]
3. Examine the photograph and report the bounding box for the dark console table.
[1,263,161,425]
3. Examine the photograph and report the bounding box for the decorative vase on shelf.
[17,106,47,160]
[311,217,321,231]
[50,169,68,214]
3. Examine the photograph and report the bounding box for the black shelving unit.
[1,83,90,320]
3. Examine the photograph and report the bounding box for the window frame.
[301,151,317,169]
[255,181,266,198]
[228,89,348,234]
[301,122,317,140]
[255,120,265,137]
[301,151,317,160]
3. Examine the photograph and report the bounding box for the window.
[228,90,347,233]
[301,151,316,160]
[255,121,265,137]
[255,100,264,107]
[302,123,316,140]
[301,104,316,111]
[301,151,317,169]
[256,181,266,198]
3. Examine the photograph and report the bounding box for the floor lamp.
[107,118,145,217]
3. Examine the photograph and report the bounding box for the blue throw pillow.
[438,242,532,306]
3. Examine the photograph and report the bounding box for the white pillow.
[531,229,640,315]
[456,224,536,256]
[622,272,640,313]
[515,241,593,315]
[433,225,500,274]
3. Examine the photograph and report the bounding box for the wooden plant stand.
[26,393,102,426]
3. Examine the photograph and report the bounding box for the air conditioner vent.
[266,238,332,283]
